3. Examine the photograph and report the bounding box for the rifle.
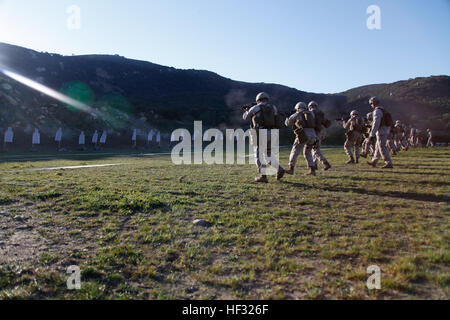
[279,110,297,118]
[335,116,350,122]
[241,102,257,112]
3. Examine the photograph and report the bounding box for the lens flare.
[0,67,136,131]
[60,81,95,112]
[0,68,93,113]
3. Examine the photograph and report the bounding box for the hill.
[0,42,448,145]
[341,76,450,136]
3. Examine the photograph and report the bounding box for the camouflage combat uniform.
[361,114,376,158]
[426,130,434,147]
[387,130,397,155]
[393,124,404,151]
[343,116,363,163]
[310,108,331,170]
[402,125,411,149]
[243,102,282,176]
[410,128,417,147]
[285,111,317,171]
[369,106,393,167]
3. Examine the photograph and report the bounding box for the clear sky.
[0,0,448,93]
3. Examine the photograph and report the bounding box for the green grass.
[0,147,448,300]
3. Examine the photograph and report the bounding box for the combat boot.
[355,157,359,164]
[367,161,377,168]
[323,161,332,171]
[381,163,394,169]
[276,168,285,181]
[313,160,318,171]
[305,167,316,176]
[360,152,367,158]
[285,166,295,175]
[255,175,268,183]
[346,156,355,164]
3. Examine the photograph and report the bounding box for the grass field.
[0,147,448,300]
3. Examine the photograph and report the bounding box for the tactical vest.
[350,117,365,133]
[381,109,393,127]
[252,104,283,129]
[315,110,325,126]
[293,111,318,144]
[313,110,326,132]
[295,111,316,129]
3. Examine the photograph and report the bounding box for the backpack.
[381,109,393,127]
[350,117,365,133]
[314,110,325,131]
[253,104,276,129]
[315,110,332,129]
[314,110,333,131]
[294,111,318,144]
[303,111,316,129]
[294,111,316,131]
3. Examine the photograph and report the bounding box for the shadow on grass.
[417,153,450,159]
[324,175,450,187]
[355,169,449,176]
[284,181,447,203]
[324,185,447,203]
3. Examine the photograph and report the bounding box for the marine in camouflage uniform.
[426,129,434,147]
[387,128,398,156]
[403,124,411,150]
[243,92,285,183]
[360,112,376,158]
[308,101,332,171]
[409,128,417,147]
[366,97,394,169]
[285,102,318,176]
[343,110,364,164]
[416,129,426,147]
[393,121,404,152]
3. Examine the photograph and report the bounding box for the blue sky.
[0,0,448,93]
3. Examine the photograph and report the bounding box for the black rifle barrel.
[241,102,257,111]
[280,110,297,117]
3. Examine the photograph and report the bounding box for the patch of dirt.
[0,221,51,265]
[0,204,98,270]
